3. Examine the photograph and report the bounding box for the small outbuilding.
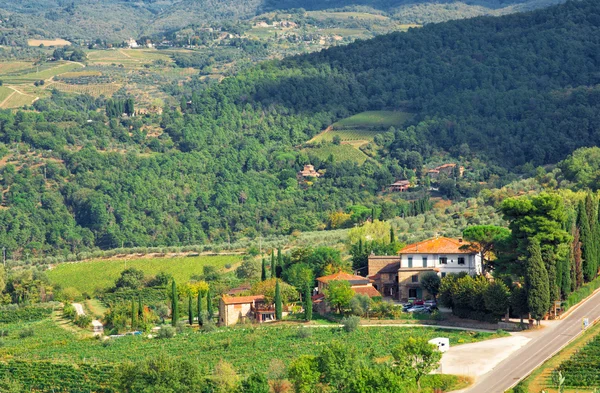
[428,337,450,353]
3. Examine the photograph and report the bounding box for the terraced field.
[50,82,122,97]
[305,143,369,165]
[310,110,414,147]
[47,254,242,293]
[1,62,84,85]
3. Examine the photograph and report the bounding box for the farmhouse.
[427,163,464,179]
[298,164,321,178]
[368,237,482,301]
[219,295,266,326]
[389,180,410,192]
[314,271,381,313]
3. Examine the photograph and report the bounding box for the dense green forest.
[0,0,565,42]
[0,0,598,259]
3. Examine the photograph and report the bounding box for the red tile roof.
[399,237,476,255]
[317,271,370,284]
[352,286,382,298]
[221,295,265,305]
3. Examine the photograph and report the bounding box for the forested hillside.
[0,0,565,41]
[0,0,598,259]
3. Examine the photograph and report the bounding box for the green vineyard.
[555,334,600,388]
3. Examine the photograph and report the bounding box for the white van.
[428,337,450,353]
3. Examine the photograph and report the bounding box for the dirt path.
[0,90,16,107]
[72,302,85,316]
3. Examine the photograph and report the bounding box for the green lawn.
[47,255,242,293]
[305,143,369,165]
[333,110,413,129]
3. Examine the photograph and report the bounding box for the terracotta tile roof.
[317,272,370,285]
[352,286,382,298]
[221,295,265,305]
[378,262,400,274]
[399,237,476,255]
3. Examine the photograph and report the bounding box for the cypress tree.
[188,296,193,325]
[304,285,312,321]
[390,227,395,244]
[371,206,376,221]
[138,295,143,321]
[207,289,213,321]
[275,280,282,321]
[197,291,204,327]
[277,248,283,278]
[261,258,267,281]
[358,238,363,255]
[131,298,136,330]
[526,241,550,324]
[577,200,595,281]
[271,251,276,279]
[171,280,178,327]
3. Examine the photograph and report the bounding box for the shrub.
[156,325,175,339]
[18,328,34,338]
[341,316,360,332]
[201,321,216,332]
[297,328,312,339]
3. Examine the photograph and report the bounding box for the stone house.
[368,237,482,301]
[218,295,265,326]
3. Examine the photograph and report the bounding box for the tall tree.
[207,289,213,321]
[304,285,312,321]
[578,200,596,281]
[131,298,136,330]
[572,225,584,290]
[197,291,204,327]
[275,280,282,321]
[462,225,511,273]
[271,251,276,279]
[392,337,442,391]
[171,279,178,327]
[420,272,441,300]
[277,248,283,278]
[526,241,550,324]
[390,227,395,244]
[188,296,193,325]
[323,280,354,314]
[138,295,143,321]
[261,258,267,281]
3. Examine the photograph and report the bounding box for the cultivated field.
[307,11,390,21]
[47,255,242,293]
[28,38,71,47]
[333,110,413,128]
[50,81,122,97]
[1,62,84,85]
[305,143,369,165]
[1,318,501,376]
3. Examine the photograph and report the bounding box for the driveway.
[439,333,531,377]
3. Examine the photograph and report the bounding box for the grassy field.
[307,11,389,20]
[50,81,122,97]
[0,86,13,103]
[333,110,413,128]
[311,128,384,144]
[1,91,37,109]
[28,39,71,47]
[1,62,84,85]
[46,255,242,293]
[305,143,369,165]
[517,322,600,393]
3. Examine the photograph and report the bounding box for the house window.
[412,274,419,283]
[408,257,413,268]
[458,257,465,265]
[439,257,448,265]
[409,288,417,298]
[441,272,447,278]
[422,257,428,267]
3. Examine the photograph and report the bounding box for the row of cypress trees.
[170,279,213,327]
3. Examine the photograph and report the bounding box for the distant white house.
[126,38,139,48]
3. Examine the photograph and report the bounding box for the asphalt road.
[466,289,600,393]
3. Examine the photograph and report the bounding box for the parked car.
[407,305,430,313]
[424,300,437,307]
